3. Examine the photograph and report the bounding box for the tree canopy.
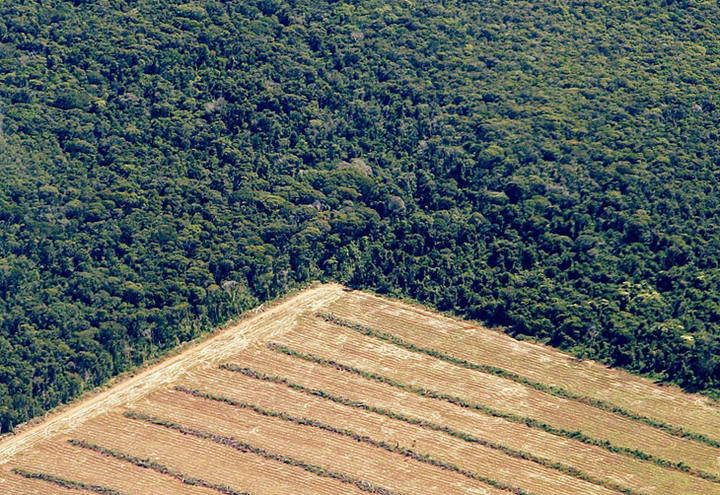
[1,0,720,432]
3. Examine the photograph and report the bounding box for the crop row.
[267,342,720,484]
[123,410,400,495]
[12,468,127,495]
[174,385,535,495]
[68,439,249,495]
[316,313,720,449]
[220,363,642,495]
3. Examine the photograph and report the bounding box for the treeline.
[1,0,720,431]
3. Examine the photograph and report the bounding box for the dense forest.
[1,0,720,432]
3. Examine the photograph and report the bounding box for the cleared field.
[2,439,221,495]
[326,290,720,442]
[0,283,717,495]
[75,412,374,495]
[273,316,720,477]
[0,470,87,495]
[0,284,342,463]
[132,389,508,495]
[219,345,720,495]
[175,366,615,495]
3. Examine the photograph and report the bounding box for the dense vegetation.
[1,0,720,432]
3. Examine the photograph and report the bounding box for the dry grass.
[222,344,720,495]
[174,367,614,495]
[3,438,217,495]
[75,412,373,495]
[0,468,98,495]
[130,389,509,495]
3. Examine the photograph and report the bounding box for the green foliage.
[1,0,720,431]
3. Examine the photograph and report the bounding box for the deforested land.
[1,284,718,495]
